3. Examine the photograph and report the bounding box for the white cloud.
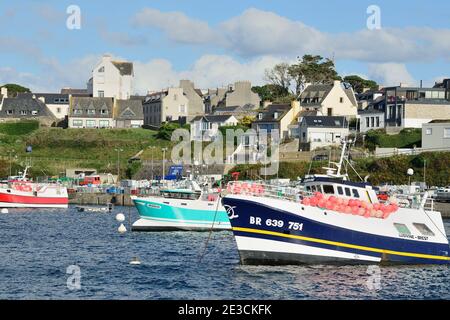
[367,63,416,87]
[132,8,215,44]
[132,7,450,63]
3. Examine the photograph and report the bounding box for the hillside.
[0,121,173,178]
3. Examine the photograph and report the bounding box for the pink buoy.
[370,209,377,217]
[363,210,371,218]
[302,198,311,206]
[382,211,391,219]
[344,206,352,214]
[373,203,381,210]
[351,207,359,215]
[376,210,383,218]
[358,208,365,216]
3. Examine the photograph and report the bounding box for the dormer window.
[6,110,13,115]
[101,109,108,115]
[98,66,105,73]
[273,112,279,119]
[74,109,82,115]
[258,113,263,120]
[87,109,95,115]
[31,110,38,115]
[20,110,27,115]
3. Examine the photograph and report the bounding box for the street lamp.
[115,148,123,185]
[161,147,168,183]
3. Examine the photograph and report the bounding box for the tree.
[252,84,289,102]
[343,75,379,94]
[288,55,341,95]
[239,116,255,127]
[0,83,31,97]
[264,62,292,92]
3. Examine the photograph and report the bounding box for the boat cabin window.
[352,189,360,198]
[345,188,351,196]
[413,223,435,236]
[322,185,334,194]
[310,185,317,192]
[337,186,343,195]
[162,192,199,200]
[393,223,411,235]
[305,186,311,192]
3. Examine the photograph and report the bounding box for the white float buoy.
[129,257,141,265]
[115,213,125,222]
[118,223,127,234]
[1,208,8,214]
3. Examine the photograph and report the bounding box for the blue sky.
[1,0,449,93]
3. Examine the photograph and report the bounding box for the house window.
[101,109,108,115]
[99,120,109,128]
[371,117,375,127]
[87,109,95,115]
[74,109,82,115]
[327,108,332,116]
[340,97,344,103]
[426,128,432,135]
[98,66,105,73]
[98,90,104,97]
[444,128,450,138]
[376,117,380,127]
[86,120,96,128]
[31,110,38,115]
[6,110,13,115]
[72,120,83,127]
[57,107,61,114]
[174,94,177,101]
[20,110,27,115]
[366,117,370,128]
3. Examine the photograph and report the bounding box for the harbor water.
[0,206,449,300]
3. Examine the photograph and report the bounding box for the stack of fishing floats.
[227,182,265,195]
[301,192,398,219]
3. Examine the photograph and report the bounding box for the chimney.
[38,96,45,103]
[0,87,7,98]
[291,100,300,117]
[333,80,341,87]
[263,100,272,108]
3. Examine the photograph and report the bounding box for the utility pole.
[115,148,123,185]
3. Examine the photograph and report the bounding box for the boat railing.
[225,181,302,202]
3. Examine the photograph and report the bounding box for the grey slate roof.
[190,115,234,123]
[112,61,133,76]
[344,88,357,106]
[253,104,291,123]
[18,93,69,104]
[70,97,114,118]
[60,88,89,95]
[0,97,55,118]
[300,84,333,104]
[301,116,348,128]
[115,100,144,120]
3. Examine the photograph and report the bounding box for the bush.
[0,121,39,135]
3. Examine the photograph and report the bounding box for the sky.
[1,0,450,94]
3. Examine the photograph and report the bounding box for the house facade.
[91,54,134,100]
[115,99,144,128]
[143,88,189,127]
[68,97,115,128]
[190,115,238,141]
[299,80,358,117]
[0,95,57,126]
[251,101,300,141]
[179,80,205,115]
[422,121,450,150]
[358,109,385,133]
[224,81,261,109]
[298,116,349,151]
[383,85,450,131]
[18,93,70,120]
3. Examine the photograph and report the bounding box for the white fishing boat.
[222,141,450,265]
[0,167,68,208]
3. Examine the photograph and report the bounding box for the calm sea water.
[0,206,449,300]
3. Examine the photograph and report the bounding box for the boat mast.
[336,140,347,177]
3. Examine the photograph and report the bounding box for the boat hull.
[0,189,68,208]
[131,196,231,231]
[222,195,450,265]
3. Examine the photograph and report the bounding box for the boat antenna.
[336,140,347,177]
